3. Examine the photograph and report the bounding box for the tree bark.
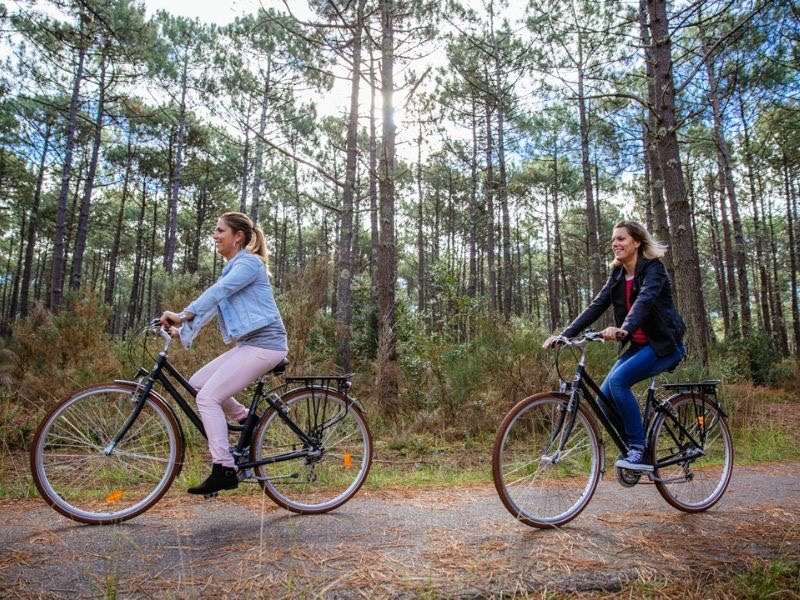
[484,93,497,314]
[70,43,108,292]
[646,0,709,363]
[376,0,398,411]
[165,56,188,274]
[335,0,366,374]
[50,27,87,310]
[105,129,132,330]
[251,60,271,225]
[576,34,602,298]
[702,29,751,338]
[20,122,51,318]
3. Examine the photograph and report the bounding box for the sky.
[140,0,312,24]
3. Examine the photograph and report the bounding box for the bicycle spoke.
[493,395,600,528]
[31,384,181,525]
[252,388,372,513]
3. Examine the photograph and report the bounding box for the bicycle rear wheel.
[650,393,733,512]
[30,382,183,525]
[252,387,372,513]
[492,393,602,528]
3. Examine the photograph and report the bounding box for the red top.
[625,277,648,346]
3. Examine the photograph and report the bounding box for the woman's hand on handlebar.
[543,335,565,349]
[599,326,629,342]
[159,311,186,338]
[159,310,182,327]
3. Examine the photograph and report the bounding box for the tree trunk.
[50,31,87,310]
[738,91,772,335]
[702,30,751,338]
[251,60,271,225]
[416,123,426,314]
[335,0,366,374]
[240,107,251,213]
[70,43,108,292]
[165,57,188,274]
[788,177,800,356]
[105,131,132,332]
[369,49,379,294]
[646,0,709,363]
[718,170,740,339]
[467,98,479,297]
[376,0,398,412]
[20,122,50,318]
[638,0,673,277]
[782,155,797,354]
[127,181,148,331]
[545,184,560,330]
[576,35,602,298]
[706,177,730,334]
[484,94,497,314]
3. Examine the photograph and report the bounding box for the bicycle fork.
[540,391,582,466]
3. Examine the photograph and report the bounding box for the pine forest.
[1,0,799,430]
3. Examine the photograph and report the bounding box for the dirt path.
[2,462,799,598]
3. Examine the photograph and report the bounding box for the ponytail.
[248,226,269,265]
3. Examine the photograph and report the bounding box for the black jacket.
[561,257,686,358]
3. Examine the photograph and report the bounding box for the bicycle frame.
[562,337,630,455]
[109,326,343,472]
[561,334,714,474]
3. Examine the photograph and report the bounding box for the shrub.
[9,292,123,410]
[716,332,792,386]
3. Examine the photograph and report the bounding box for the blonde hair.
[611,220,667,267]
[221,211,269,265]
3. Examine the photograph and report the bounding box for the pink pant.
[189,345,287,468]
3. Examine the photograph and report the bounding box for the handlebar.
[146,318,173,344]
[549,330,605,349]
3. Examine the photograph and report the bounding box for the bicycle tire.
[251,386,372,514]
[650,393,733,512]
[30,382,183,525]
[492,393,602,528]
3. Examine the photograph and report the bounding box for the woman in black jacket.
[544,221,686,471]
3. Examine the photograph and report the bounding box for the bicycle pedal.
[203,492,219,499]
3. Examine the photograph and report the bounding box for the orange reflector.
[106,490,124,503]
[343,452,353,469]
[697,416,705,426]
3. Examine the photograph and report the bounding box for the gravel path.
[2,461,799,598]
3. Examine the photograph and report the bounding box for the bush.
[9,293,123,409]
[716,332,792,386]
[0,291,124,451]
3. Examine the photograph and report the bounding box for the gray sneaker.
[615,448,654,472]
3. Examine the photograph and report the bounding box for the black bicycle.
[30,320,373,525]
[492,330,733,528]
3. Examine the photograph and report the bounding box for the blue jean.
[600,342,685,450]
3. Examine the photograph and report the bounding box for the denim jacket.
[179,250,283,348]
[561,257,686,358]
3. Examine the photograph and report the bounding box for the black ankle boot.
[188,463,239,495]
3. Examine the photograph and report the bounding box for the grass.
[566,558,800,599]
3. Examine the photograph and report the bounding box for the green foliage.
[395,310,553,438]
[0,291,123,451]
[715,332,792,386]
[731,558,800,599]
[8,291,123,406]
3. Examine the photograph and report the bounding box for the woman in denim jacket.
[544,221,686,471]
[160,212,288,495]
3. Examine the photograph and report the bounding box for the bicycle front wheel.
[252,387,372,514]
[650,393,733,512]
[30,383,183,525]
[492,393,602,528]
